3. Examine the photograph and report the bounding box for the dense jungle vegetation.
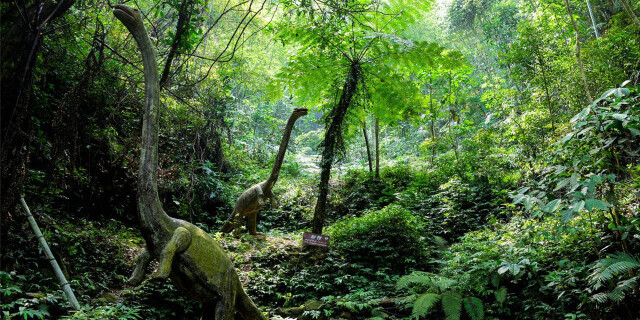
[2,0,640,319]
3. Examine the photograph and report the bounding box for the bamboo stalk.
[19,197,81,311]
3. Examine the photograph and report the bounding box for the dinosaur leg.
[214,276,237,320]
[200,303,215,320]
[155,227,191,279]
[232,213,244,237]
[127,249,151,285]
[247,213,258,235]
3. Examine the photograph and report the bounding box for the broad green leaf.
[612,113,627,121]
[554,177,572,191]
[561,209,574,223]
[561,132,574,144]
[497,265,509,275]
[571,107,590,123]
[585,198,610,211]
[494,287,507,304]
[542,199,561,213]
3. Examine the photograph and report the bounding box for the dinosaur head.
[292,108,308,119]
[113,4,143,34]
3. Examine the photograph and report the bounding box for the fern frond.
[589,252,640,288]
[616,276,639,293]
[412,293,441,318]
[442,291,462,320]
[397,272,436,290]
[436,277,457,292]
[605,286,626,303]
[463,297,484,320]
[591,292,609,304]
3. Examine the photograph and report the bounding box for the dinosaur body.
[113,5,266,319]
[221,108,308,235]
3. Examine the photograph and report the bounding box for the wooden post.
[19,197,81,311]
[585,0,599,38]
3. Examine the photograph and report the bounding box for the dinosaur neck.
[264,114,301,192]
[128,13,173,238]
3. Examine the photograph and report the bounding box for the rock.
[278,306,305,317]
[304,299,324,311]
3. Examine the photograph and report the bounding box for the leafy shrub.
[258,177,316,233]
[189,162,237,229]
[437,213,605,319]
[1,271,57,320]
[328,169,395,219]
[398,177,504,241]
[329,205,431,274]
[61,304,142,320]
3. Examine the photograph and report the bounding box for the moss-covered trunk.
[312,61,360,234]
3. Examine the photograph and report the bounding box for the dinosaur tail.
[220,211,238,233]
[236,287,268,320]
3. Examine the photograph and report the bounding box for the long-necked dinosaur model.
[221,108,308,235]
[113,5,267,319]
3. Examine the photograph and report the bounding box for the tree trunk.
[160,0,194,87]
[362,121,373,172]
[565,0,594,103]
[312,62,360,234]
[374,117,380,178]
[429,78,436,162]
[619,0,640,29]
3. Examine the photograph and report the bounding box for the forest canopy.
[1,0,639,319]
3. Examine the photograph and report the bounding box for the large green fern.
[397,272,484,320]
[588,252,640,304]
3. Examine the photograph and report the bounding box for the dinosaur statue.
[221,107,308,235]
[113,5,267,320]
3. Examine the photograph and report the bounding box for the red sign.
[302,232,330,247]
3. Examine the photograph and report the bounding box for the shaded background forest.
[1,0,639,319]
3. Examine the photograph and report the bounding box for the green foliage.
[589,252,640,305]
[62,304,142,320]
[398,176,506,241]
[330,170,396,217]
[329,205,431,273]
[0,272,56,320]
[512,84,640,256]
[397,271,484,320]
[437,211,608,319]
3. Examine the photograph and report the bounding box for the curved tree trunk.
[312,61,360,235]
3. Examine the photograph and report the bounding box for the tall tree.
[274,0,463,234]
